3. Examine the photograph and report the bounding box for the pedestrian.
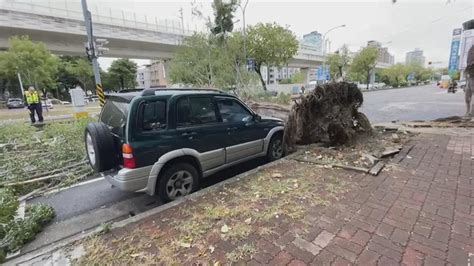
[24,85,43,124]
[300,85,306,95]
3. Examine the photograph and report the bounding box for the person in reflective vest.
[24,86,43,123]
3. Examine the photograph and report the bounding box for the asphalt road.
[360,84,466,123]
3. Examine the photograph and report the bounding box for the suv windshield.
[100,100,129,136]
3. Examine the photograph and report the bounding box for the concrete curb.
[7,158,288,265]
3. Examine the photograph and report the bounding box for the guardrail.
[0,1,194,36]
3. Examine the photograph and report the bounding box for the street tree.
[169,33,241,88]
[108,58,138,90]
[380,63,409,87]
[326,45,351,81]
[350,47,378,90]
[247,23,299,90]
[0,36,59,95]
[211,0,238,40]
[64,57,94,91]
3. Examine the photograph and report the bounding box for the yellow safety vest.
[25,91,40,104]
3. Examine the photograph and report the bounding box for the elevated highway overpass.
[0,1,325,68]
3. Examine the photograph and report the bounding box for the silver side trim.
[226,139,264,162]
[202,151,266,177]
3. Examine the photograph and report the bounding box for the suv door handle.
[226,127,238,131]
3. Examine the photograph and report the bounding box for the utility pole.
[81,0,105,107]
[17,72,24,97]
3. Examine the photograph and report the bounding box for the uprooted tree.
[283,82,372,153]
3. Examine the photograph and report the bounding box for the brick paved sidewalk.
[59,133,474,265]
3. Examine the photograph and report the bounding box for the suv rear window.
[100,100,129,130]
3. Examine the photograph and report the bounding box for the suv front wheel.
[267,134,283,161]
[158,163,199,203]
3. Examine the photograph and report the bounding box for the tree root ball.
[283,82,372,152]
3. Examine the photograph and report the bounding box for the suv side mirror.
[254,114,262,122]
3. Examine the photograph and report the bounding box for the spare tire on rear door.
[84,122,116,173]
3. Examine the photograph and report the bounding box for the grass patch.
[226,243,256,263]
[225,223,252,242]
[75,162,352,264]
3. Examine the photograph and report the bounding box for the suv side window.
[216,98,253,123]
[141,100,166,131]
[177,97,218,127]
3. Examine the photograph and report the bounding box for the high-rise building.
[405,48,425,65]
[367,40,395,65]
[302,31,323,53]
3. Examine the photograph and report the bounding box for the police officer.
[24,85,43,124]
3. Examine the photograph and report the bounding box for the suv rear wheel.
[267,133,283,161]
[158,163,199,203]
[84,122,116,172]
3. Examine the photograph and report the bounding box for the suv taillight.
[122,144,136,169]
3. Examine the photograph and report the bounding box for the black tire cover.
[84,122,116,172]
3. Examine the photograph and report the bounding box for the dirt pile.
[283,82,372,152]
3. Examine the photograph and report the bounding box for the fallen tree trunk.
[283,82,372,153]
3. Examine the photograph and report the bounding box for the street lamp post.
[322,24,346,82]
[238,0,250,61]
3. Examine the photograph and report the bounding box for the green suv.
[85,89,284,202]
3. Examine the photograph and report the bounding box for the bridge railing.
[0,0,194,36]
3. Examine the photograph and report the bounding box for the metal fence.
[0,0,194,36]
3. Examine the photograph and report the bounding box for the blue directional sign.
[316,66,330,81]
[448,40,460,72]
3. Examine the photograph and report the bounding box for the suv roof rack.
[140,88,225,96]
[118,89,144,93]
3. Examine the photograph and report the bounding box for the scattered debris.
[293,158,369,174]
[271,173,283,178]
[363,153,380,165]
[381,147,402,158]
[391,133,400,143]
[220,224,229,233]
[369,162,385,176]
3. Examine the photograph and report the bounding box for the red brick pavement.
[300,133,474,266]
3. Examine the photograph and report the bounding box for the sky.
[33,0,474,69]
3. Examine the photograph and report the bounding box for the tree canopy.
[0,36,59,93]
[169,33,244,89]
[108,58,138,90]
[64,57,94,91]
[247,23,299,90]
[349,47,378,90]
[211,0,238,39]
[326,45,351,81]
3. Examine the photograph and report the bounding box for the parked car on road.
[84,88,285,202]
[459,79,467,90]
[6,98,25,109]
